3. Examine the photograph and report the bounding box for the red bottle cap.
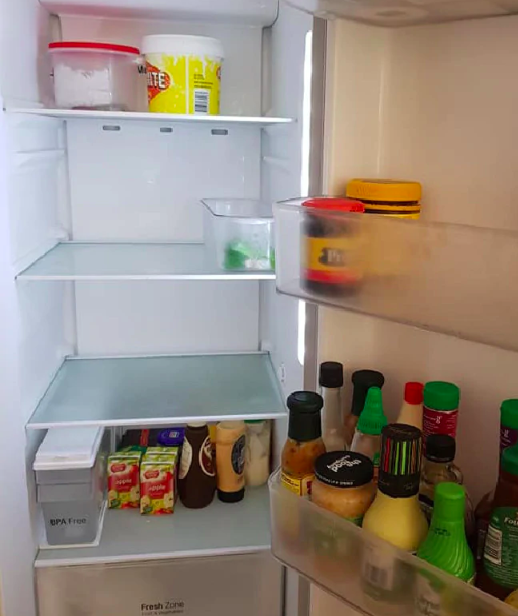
[405,382,424,405]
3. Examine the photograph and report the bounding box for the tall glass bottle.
[344,369,385,449]
[319,361,346,451]
[351,387,388,479]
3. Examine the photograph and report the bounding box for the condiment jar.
[281,391,326,497]
[178,423,216,509]
[216,421,246,503]
[301,198,364,297]
[423,381,461,445]
[346,179,422,219]
[244,420,271,487]
[312,451,375,525]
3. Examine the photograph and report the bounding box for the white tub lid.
[34,427,104,471]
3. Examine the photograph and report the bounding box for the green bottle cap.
[433,482,466,522]
[502,441,518,476]
[356,387,388,436]
[501,400,518,430]
[424,382,460,411]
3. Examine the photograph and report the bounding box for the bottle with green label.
[417,482,475,581]
[478,441,518,600]
[351,387,388,480]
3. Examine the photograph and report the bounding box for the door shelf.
[27,353,286,429]
[16,242,275,281]
[36,484,270,567]
[286,0,518,27]
[274,198,518,353]
[8,108,294,128]
[269,470,514,616]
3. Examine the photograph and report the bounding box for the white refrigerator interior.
[0,0,311,615]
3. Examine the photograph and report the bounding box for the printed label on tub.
[145,53,221,115]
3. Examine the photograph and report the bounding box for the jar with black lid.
[301,197,364,296]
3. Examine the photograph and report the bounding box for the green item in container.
[418,482,475,582]
[224,240,272,271]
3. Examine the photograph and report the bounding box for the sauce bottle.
[344,370,385,449]
[396,382,424,430]
[474,399,518,570]
[419,434,474,541]
[418,483,475,581]
[423,381,460,446]
[478,441,518,599]
[351,387,388,479]
[319,361,346,451]
[216,421,246,503]
[281,391,326,496]
[362,425,428,603]
[178,423,216,509]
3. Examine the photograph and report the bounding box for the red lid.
[303,197,365,213]
[405,382,424,405]
[48,41,140,55]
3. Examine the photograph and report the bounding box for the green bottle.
[351,387,388,476]
[417,482,475,582]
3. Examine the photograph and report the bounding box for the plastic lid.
[48,41,140,55]
[319,361,344,389]
[142,35,224,59]
[425,434,456,463]
[315,452,374,488]
[34,427,104,471]
[405,382,424,405]
[187,422,207,428]
[379,424,423,498]
[346,179,422,203]
[287,391,323,442]
[302,197,365,213]
[424,382,460,412]
[502,441,518,475]
[433,482,466,522]
[501,400,518,430]
[356,388,388,436]
[351,370,385,417]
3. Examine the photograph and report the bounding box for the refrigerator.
[1,0,518,615]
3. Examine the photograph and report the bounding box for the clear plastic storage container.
[34,426,107,546]
[48,42,141,110]
[202,199,275,271]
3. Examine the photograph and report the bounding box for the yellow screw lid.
[347,179,422,203]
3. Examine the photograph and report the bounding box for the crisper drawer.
[36,552,282,616]
[269,470,514,616]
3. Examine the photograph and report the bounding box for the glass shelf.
[269,470,515,616]
[285,0,518,27]
[8,108,294,127]
[274,198,518,353]
[17,243,275,281]
[27,353,286,429]
[36,484,270,567]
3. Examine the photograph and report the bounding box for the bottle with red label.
[178,423,216,509]
[474,399,518,571]
[423,382,460,447]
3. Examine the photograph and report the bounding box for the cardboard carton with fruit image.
[140,452,178,515]
[108,452,142,509]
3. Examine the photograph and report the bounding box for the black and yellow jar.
[302,197,364,297]
[346,179,422,219]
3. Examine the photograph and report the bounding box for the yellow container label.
[281,470,314,496]
[146,52,221,114]
[303,237,362,284]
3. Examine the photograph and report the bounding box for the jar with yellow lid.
[346,179,422,219]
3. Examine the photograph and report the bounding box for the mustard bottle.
[362,424,428,604]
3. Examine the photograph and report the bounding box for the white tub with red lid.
[48,41,141,111]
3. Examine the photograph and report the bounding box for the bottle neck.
[375,490,421,509]
[321,386,341,412]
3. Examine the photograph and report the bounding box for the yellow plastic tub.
[142,35,224,115]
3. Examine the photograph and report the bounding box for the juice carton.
[140,452,178,515]
[108,452,142,509]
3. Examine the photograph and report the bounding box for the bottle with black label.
[216,421,246,503]
[178,423,216,509]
